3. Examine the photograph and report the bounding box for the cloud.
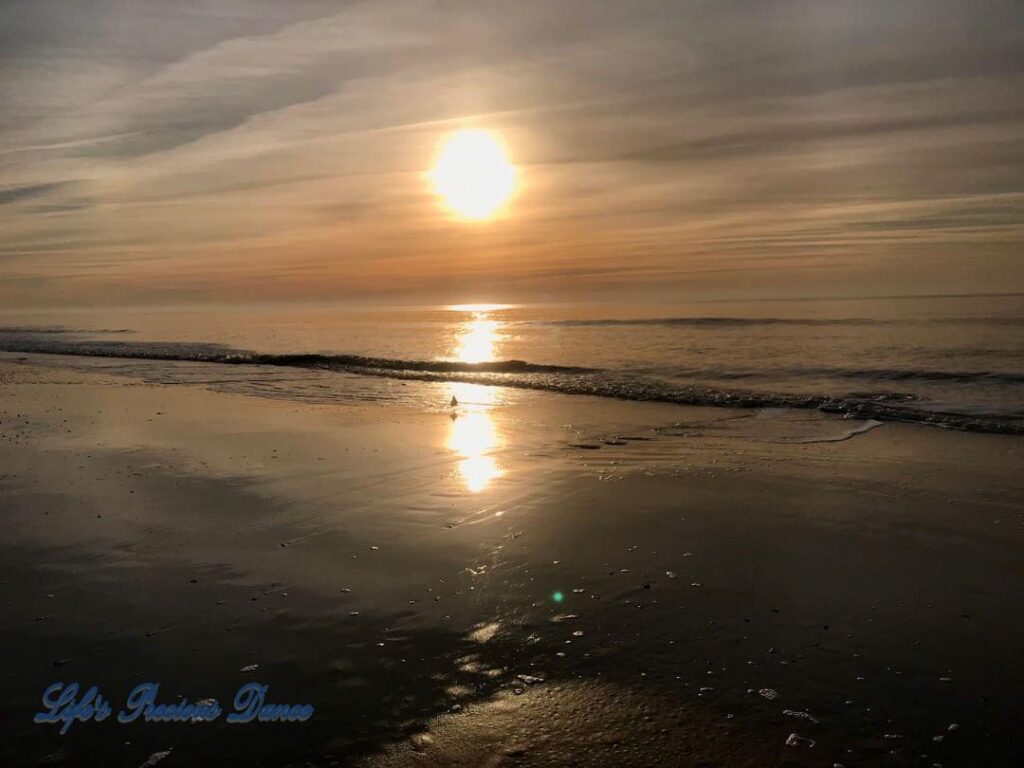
[0,182,71,206]
[0,0,1022,306]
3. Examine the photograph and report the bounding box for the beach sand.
[2,354,1022,767]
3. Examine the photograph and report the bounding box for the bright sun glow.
[455,316,498,364]
[431,129,516,220]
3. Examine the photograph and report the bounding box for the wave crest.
[1,331,1021,435]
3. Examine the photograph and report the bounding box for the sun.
[430,129,516,220]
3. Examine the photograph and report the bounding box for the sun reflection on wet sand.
[447,382,503,492]
[457,455,500,493]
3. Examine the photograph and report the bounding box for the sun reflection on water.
[447,303,512,313]
[454,315,499,364]
[445,309,508,492]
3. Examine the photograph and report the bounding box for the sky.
[0,0,1022,308]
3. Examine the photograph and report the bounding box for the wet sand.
[2,354,1023,767]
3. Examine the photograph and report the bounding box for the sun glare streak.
[447,303,513,313]
[430,129,516,220]
[445,314,506,492]
[456,455,501,493]
[447,407,503,493]
[455,316,498,364]
[448,411,498,457]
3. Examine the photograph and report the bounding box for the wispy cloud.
[0,181,71,206]
[1,0,1022,306]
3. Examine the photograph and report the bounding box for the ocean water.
[1,294,1022,433]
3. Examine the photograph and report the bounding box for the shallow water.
[2,293,1022,432]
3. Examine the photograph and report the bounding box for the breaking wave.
[1,329,1021,435]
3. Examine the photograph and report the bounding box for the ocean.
[2,293,1022,433]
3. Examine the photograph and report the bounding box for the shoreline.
[2,355,1023,766]
[1,337,1021,436]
